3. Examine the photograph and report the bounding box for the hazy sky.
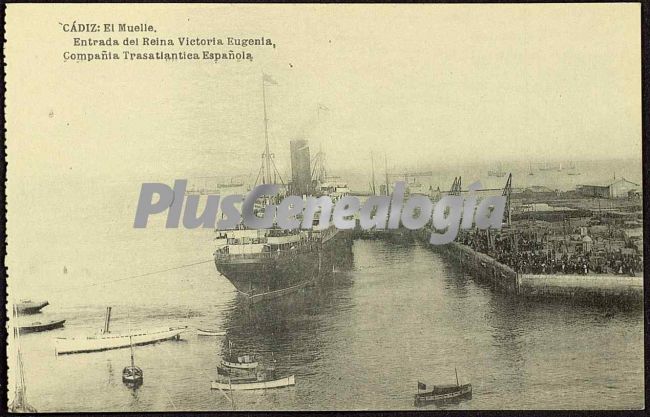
[6,3,641,183]
[3,3,643,303]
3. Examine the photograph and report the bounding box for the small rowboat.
[211,375,295,391]
[19,319,66,334]
[122,365,143,385]
[197,328,226,337]
[122,330,143,387]
[15,300,49,315]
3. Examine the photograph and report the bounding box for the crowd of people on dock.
[457,230,641,276]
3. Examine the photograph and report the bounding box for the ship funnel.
[290,139,312,195]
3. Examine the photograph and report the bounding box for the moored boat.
[197,328,226,336]
[220,339,258,369]
[56,326,187,355]
[414,383,472,406]
[122,366,143,385]
[211,374,295,391]
[414,368,472,406]
[15,300,49,315]
[55,307,187,355]
[221,354,258,369]
[122,336,143,387]
[19,319,66,334]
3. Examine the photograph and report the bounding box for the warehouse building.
[576,178,641,199]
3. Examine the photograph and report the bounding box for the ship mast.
[384,154,389,196]
[130,336,135,369]
[311,104,329,185]
[262,75,272,184]
[370,152,376,195]
[11,303,35,412]
[254,74,284,188]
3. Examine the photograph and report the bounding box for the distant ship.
[213,76,352,301]
[217,179,245,188]
[488,163,506,178]
[538,161,556,171]
[566,161,581,176]
[185,187,220,196]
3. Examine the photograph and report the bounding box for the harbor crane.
[444,174,512,225]
[502,173,512,226]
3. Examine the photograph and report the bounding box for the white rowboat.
[197,328,226,336]
[211,375,295,391]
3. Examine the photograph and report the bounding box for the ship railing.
[214,244,320,260]
[214,251,278,260]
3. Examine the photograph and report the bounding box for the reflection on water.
[10,240,643,411]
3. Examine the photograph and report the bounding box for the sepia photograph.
[4,3,644,412]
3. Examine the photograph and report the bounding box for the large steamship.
[213,75,352,301]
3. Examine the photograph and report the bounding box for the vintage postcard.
[4,3,643,412]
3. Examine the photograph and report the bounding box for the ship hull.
[215,230,352,295]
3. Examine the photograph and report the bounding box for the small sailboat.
[122,336,143,387]
[539,161,555,171]
[197,328,226,337]
[487,163,506,177]
[10,305,37,413]
[528,162,534,176]
[413,368,472,407]
[566,161,581,175]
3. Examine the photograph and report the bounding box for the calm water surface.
[11,238,643,411]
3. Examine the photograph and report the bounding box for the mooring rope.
[46,259,215,294]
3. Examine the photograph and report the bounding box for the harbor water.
[6,161,643,411]
[9,240,644,410]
